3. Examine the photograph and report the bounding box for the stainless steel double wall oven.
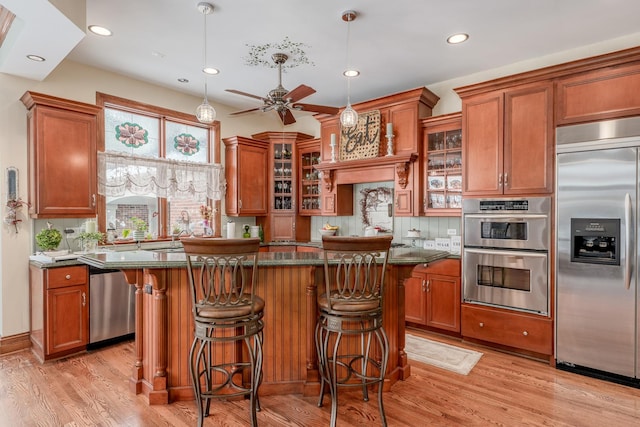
[462,197,551,315]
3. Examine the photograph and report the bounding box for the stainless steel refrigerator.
[556,117,640,385]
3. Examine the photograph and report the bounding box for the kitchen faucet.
[171,229,191,248]
[180,210,191,233]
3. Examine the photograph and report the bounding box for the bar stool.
[316,235,393,427]
[181,237,264,427]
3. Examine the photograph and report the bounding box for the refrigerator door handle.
[624,192,632,290]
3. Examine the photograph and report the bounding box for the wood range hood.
[313,87,439,201]
[314,152,417,187]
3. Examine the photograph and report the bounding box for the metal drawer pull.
[82,292,86,307]
[479,322,484,328]
[65,274,71,280]
[522,331,528,336]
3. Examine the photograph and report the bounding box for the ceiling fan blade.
[284,84,316,103]
[292,103,340,115]
[229,107,262,116]
[278,109,296,125]
[225,89,267,102]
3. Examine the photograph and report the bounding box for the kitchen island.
[79,247,451,405]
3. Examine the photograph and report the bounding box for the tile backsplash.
[310,181,460,245]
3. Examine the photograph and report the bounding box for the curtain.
[97,150,225,202]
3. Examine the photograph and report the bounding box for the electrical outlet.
[447,228,457,236]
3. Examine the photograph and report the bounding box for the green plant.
[35,226,62,251]
[76,231,105,243]
[131,217,148,231]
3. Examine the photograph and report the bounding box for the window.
[96,93,222,239]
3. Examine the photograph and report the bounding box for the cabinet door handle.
[91,194,96,207]
[522,330,528,336]
[65,274,71,280]
[395,196,399,208]
[421,279,426,292]
[504,173,508,187]
[239,199,243,209]
[498,173,503,187]
[479,322,484,328]
[82,292,86,307]
[425,279,430,292]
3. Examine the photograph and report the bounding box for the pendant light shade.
[196,2,216,124]
[340,104,358,128]
[340,10,358,128]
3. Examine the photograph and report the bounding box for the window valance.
[97,151,225,202]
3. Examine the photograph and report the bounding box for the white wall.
[3,31,640,337]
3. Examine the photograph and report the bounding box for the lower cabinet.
[405,258,460,333]
[30,264,89,361]
[461,303,552,355]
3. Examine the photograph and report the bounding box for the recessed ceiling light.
[178,78,189,83]
[343,69,360,77]
[203,67,219,75]
[26,55,45,62]
[88,25,112,36]
[447,33,469,44]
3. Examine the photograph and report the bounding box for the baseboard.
[0,332,32,355]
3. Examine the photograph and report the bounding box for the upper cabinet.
[459,82,553,196]
[223,136,270,216]
[421,113,462,216]
[297,139,321,216]
[252,131,313,242]
[21,92,102,218]
[556,62,640,125]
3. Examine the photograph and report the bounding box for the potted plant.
[131,217,148,241]
[76,231,105,253]
[35,222,63,253]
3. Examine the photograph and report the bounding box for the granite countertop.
[30,246,453,270]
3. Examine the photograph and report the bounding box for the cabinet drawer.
[47,266,88,289]
[461,304,552,355]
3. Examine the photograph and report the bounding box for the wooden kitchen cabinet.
[29,264,89,362]
[297,139,321,216]
[460,82,553,196]
[252,131,313,242]
[21,92,102,218]
[461,303,552,355]
[421,113,462,216]
[405,258,460,333]
[556,62,640,125]
[223,136,270,216]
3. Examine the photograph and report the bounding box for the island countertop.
[75,247,453,270]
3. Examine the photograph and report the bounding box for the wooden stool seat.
[315,235,393,427]
[181,237,263,427]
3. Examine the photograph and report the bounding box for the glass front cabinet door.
[297,139,321,216]
[421,112,462,216]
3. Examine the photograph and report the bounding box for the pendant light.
[340,10,359,128]
[195,2,216,124]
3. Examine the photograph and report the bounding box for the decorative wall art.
[340,110,381,161]
[359,186,393,232]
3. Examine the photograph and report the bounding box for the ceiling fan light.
[196,99,216,123]
[340,105,358,128]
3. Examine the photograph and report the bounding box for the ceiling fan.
[226,53,339,125]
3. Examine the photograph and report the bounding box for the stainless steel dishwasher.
[89,267,135,346]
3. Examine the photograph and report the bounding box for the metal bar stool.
[316,235,393,427]
[181,237,264,427]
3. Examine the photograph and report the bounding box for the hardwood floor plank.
[1,331,640,426]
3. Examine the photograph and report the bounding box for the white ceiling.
[3,0,640,119]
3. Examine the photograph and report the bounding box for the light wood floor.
[2,328,640,426]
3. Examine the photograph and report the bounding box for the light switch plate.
[447,228,457,236]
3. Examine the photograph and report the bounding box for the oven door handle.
[625,192,632,290]
[463,214,549,220]
[462,247,548,258]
